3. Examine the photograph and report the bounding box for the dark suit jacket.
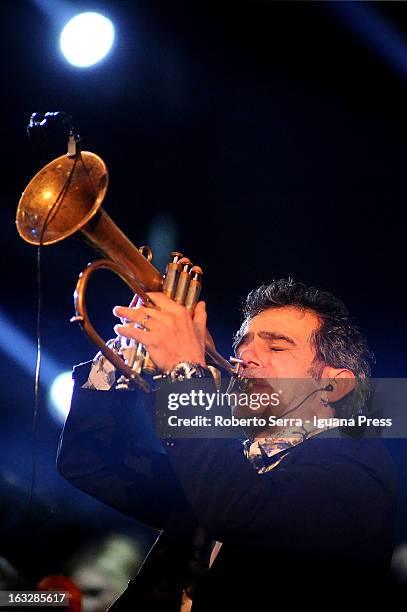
[57,363,398,610]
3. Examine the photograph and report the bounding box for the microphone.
[279,382,335,418]
[27,111,80,158]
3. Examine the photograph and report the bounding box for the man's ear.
[320,367,357,402]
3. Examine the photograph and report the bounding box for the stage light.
[0,308,60,383]
[60,12,115,68]
[329,2,407,81]
[147,213,177,272]
[49,371,74,422]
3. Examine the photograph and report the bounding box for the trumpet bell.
[15,147,235,387]
[16,151,108,245]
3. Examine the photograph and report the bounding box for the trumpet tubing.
[16,150,232,390]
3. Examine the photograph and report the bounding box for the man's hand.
[113,292,207,372]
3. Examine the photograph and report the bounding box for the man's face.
[234,306,322,417]
[236,306,320,378]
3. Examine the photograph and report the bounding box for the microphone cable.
[277,383,334,419]
[18,113,82,535]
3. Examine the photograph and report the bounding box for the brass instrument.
[16,150,234,391]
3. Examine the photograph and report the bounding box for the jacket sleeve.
[57,363,194,531]
[164,434,397,554]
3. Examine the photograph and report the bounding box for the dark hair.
[233,279,374,416]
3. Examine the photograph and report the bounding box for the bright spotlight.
[49,371,74,423]
[60,12,115,68]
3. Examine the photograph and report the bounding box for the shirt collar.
[244,424,325,473]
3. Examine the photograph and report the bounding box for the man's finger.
[193,301,208,344]
[146,292,187,313]
[193,301,207,327]
[114,324,156,344]
[113,305,167,324]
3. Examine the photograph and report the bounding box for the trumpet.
[16,150,235,391]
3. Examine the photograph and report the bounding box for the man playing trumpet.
[58,278,396,609]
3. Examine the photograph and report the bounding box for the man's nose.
[238,342,264,368]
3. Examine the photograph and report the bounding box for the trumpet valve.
[163,252,184,299]
[174,258,193,305]
[185,266,203,310]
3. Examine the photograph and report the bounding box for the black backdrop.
[0,0,406,583]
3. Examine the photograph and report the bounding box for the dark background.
[0,0,406,584]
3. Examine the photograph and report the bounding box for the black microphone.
[27,111,79,159]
